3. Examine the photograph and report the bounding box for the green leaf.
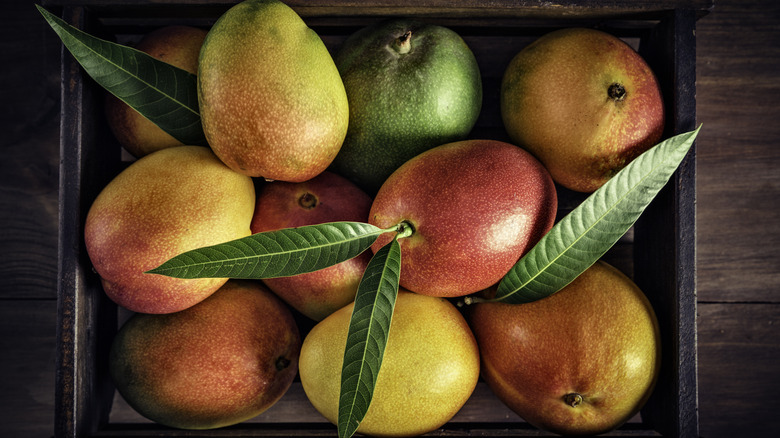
[146,222,387,279]
[337,235,404,438]
[36,5,206,146]
[495,126,701,304]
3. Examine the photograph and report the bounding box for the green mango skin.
[198,0,348,182]
[331,19,482,194]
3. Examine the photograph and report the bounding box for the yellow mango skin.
[84,146,255,314]
[299,291,480,437]
[501,28,664,193]
[198,0,349,181]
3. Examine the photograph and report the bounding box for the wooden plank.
[0,0,62,300]
[55,6,123,437]
[695,0,780,303]
[41,0,715,15]
[0,299,58,437]
[697,303,780,436]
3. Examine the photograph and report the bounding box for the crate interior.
[53,2,704,436]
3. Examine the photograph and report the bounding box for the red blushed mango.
[369,139,557,298]
[84,146,255,314]
[109,280,300,430]
[501,27,665,193]
[468,261,661,435]
[250,171,373,321]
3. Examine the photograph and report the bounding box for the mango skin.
[84,146,255,314]
[469,261,661,436]
[105,25,207,158]
[299,290,480,437]
[331,19,482,194]
[369,139,557,298]
[250,172,373,321]
[501,28,665,193]
[109,280,301,430]
[198,0,349,181]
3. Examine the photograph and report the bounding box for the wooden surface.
[1,0,778,436]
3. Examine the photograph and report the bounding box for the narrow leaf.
[338,236,404,438]
[146,222,386,279]
[37,5,206,146]
[495,126,701,304]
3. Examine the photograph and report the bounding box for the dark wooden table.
[1,0,778,436]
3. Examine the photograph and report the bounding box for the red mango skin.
[250,171,373,321]
[369,139,557,298]
[468,261,661,436]
[109,280,301,430]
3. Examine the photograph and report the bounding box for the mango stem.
[394,30,412,54]
[608,83,627,101]
[563,392,583,407]
[396,220,415,239]
[298,192,318,209]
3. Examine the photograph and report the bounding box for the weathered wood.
[0,0,61,300]
[40,0,715,16]
[697,303,780,437]
[694,0,780,303]
[55,5,122,438]
[0,300,58,437]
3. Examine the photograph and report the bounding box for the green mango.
[330,19,482,194]
[198,0,348,182]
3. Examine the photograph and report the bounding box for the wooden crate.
[50,1,712,436]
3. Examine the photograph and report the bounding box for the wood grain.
[0,1,61,300]
[697,303,780,436]
[695,0,780,303]
[0,300,57,437]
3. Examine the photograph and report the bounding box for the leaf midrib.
[153,224,383,274]
[342,288,383,438]
[44,7,199,118]
[497,141,679,300]
[340,241,396,438]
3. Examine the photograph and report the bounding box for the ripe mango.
[299,290,480,436]
[469,261,661,435]
[110,280,300,429]
[198,0,349,181]
[84,146,255,314]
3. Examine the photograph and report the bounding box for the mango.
[110,280,300,429]
[299,290,480,436]
[84,146,255,314]
[197,0,349,182]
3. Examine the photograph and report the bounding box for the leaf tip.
[35,4,54,23]
[143,266,165,276]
